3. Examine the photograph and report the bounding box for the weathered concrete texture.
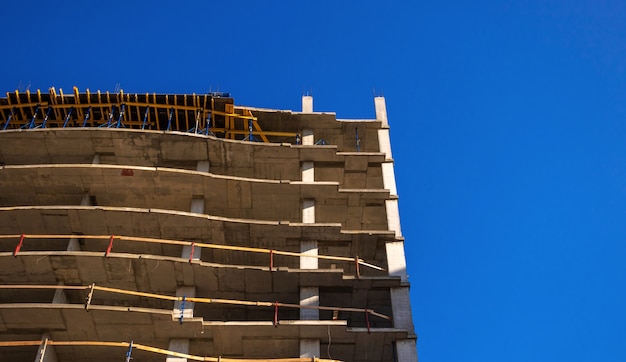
[0,95,417,361]
[0,128,385,185]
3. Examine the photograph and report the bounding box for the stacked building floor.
[0,88,417,361]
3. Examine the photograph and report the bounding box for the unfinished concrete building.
[0,88,417,362]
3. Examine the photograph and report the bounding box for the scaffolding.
[0,87,297,142]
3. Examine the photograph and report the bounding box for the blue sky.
[2,1,626,361]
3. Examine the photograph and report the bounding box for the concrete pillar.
[302,95,313,113]
[196,160,210,173]
[375,96,418,361]
[299,287,319,320]
[396,339,418,362]
[300,240,318,269]
[299,339,321,359]
[302,129,314,146]
[385,199,402,238]
[390,287,413,331]
[183,197,204,261]
[190,197,204,214]
[302,199,315,223]
[173,286,196,320]
[80,193,92,206]
[66,237,81,251]
[92,154,100,165]
[300,199,320,356]
[52,286,68,304]
[35,333,58,362]
[301,161,314,183]
[166,339,190,362]
[374,96,389,128]
[381,162,398,196]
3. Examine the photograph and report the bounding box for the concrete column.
[385,199,402,238]
[299,287,319,320]
[80,193,92,206]
[375,97,418,361]
[196,160,210,173]
[300,199,320,356]
[381,162,398,196]
[92,154,100,164]
[301,161,314,183]
[169,193,204,362]
[299,339,320,359]
[183,197,204,261]
[66,237,81,251]
[173,286,196,320]
[166,339,190,362]
[385,240,408,282]
[396,339,418,362]
[302,199,315,223]
[52,286,68,304]
[302,129,314,145]
[302,95,313,113]
[35,333,58,362]
[70,194,92,251]
[374,96,389,128]
[300,240,318,269]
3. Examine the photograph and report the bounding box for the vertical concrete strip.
[385,199,403,238]
[35,333,58,362]
[299,287,319,320]
[173,286,196,320]
[301,199,315,224]
[300,198,320,356]
[302,95,313,113]
[166,339,191,362]
[299,339,321,359]
[396,339,419,362]
[301,161,314,183]
[381,162,398,196]
[196,160,210,173]
[378,129,393,160]
[302,129,314,145]
[385,241,408,282]
[374,96,389,128]
[376,96,418,361]
[302,96,314,145]
[184,195,205,261]
[52,284,68,304]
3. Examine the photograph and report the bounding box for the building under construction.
[0,88,417,362]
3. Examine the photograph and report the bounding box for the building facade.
[0,88,417,361]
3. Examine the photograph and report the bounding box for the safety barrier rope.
[0,283,391,321]
[0,339,342,362]
[0,233,385,273]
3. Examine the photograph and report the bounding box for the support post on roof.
[2,107,15,130]
[167,108,174,131]
[116,104,125,128]
[302,95,313,113]
[41,106,52,128]
[62,107,74,128]
[141,106,149,130]
[27,105,40,129]
[82,106,91,127]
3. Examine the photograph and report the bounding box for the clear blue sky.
[2,1,626,361]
